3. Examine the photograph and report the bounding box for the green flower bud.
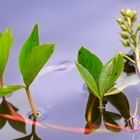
[131,16,137,22]
[121,41,130,47]
[137,24,140,30]
[126,9,132,17]
[116,18,124,24]
[121,33,129,39]
[131,34,136,40]
[120,9,126,16]
[121,25,128,31]
[132,10,137,17]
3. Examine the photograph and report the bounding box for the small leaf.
[78,47,103,82]
[0,28,13,80]
[0,85,25,96]
[19,24,39,74]
[76,63,99,97]
[22,44,55,86]
[99,54,124,97]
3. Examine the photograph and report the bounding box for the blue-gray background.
[0,0,140,140]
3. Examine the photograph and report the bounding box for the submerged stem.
[25,87,38,119]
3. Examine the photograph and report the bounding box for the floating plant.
[0,25,55,119]
[76,47,124,114]
[18,24,55,119]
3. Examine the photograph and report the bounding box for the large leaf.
[19,24,39,74]
[22,44,55,86]
[78,47,103,82]
[0,28,13,80]
[0,85,25,96]
[99,54,124,96]
[76,63,99,97]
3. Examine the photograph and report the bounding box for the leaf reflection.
[85,90,133,134]
[14,120,41,140]
[0,97,26,133]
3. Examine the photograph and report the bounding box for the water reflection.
[84,89,133,134]
[0,97,26,134]
[14,120,41,140]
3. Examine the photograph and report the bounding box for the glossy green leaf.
[0,28,13,80]
[0,32,3,38]
[22,44,55,86]
[19,24,39,74]
[99,54,124,96]
[78,47,103,82]
[76,63,99,97]
[0,85,25,96]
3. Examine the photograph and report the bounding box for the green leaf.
[78,47,103,82]
[76,63,99,97]
[99,54,124,97]
[0,32,3,38]
[19,24,39,74]
[22,44,55,86]
[0,85,25,96]
[0,28,13,80]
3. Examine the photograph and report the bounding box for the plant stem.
[121,53,136,64]
[134,48,140,76]
[99,98,103,120]
[0,79,6,100]
[25,87,38,119]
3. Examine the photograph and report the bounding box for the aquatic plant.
[117,9,140,75]
[0,25,55,119]
[76,47,124,115]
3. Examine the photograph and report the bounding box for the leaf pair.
[19,24,55,87]
[76,47,124,98]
